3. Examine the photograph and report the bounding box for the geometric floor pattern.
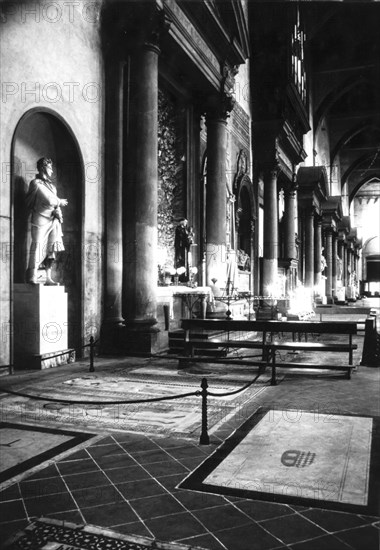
[1,432,379,550]
[0,422,94,485]
[1,517,201,549]
[0,309,379,550]
[178,408,380,515]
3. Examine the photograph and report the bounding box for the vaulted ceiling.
[305,2,380,203]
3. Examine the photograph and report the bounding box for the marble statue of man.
[174,218,194,281]
[25,158,68,285]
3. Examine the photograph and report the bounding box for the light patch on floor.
[0,427,72,472]
[204,410,372,506]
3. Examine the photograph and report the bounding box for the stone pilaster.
[343,242,348,286]
[354,250,359,276]
[101,56,124,351]
[347,246,353,278]
[338,240,344,275]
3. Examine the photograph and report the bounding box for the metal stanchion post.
[199,377,210,445]
[270,346,277,386]
[89,336,95,372]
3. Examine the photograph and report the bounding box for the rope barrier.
[1,336,265,444]
[0,387,200,405]
[207,371,263,397]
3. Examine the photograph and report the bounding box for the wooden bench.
[267,321,358,385]
[180,318,358,383]
[181,319,275,363]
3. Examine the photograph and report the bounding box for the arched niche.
[236,175,255,245]
[237,185,252,254]
[12,109,83,352]
[235,173,255,285]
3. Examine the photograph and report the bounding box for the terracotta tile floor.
[0,300,379,550]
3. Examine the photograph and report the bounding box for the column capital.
[301,204,316,217]
[143,8,171,53]
[285,185,297,200]
[288,171,299,192]
[206,92,235,122]
[261,160,281,178]
[126,7,171,55]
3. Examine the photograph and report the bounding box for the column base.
[262,258,278,295]
[14,349,75,370]
[256,302,279,320]
[99,320,124,354]
[103,321,160,355]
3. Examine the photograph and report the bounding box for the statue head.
[37,157,53,178]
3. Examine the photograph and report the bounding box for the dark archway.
[12,109,83,353]
[235,174,256,290]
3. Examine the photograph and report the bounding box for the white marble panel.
[204,411,372,506]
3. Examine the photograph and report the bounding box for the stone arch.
[349,174,380,205]
[11,108,84,352]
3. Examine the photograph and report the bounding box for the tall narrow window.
[291,7,306,103]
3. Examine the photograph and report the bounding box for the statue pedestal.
[13,284,75,369]
[335,286,346,304]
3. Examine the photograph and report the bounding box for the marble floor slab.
[0,423,94,485]
[204,410,372,506]
[179,408,380,515]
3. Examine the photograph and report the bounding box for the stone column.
[284,186,297,260]
[314,215,322,289]
[262,165,279,294]
[121,17,167,352]
[325,229,333,302]
[101,57,124,350]
[205,94,234,288]
[332,233,338,298]
[304,207,314,289]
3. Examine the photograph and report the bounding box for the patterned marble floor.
[1,429,379,550]
[0,301,379,550]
